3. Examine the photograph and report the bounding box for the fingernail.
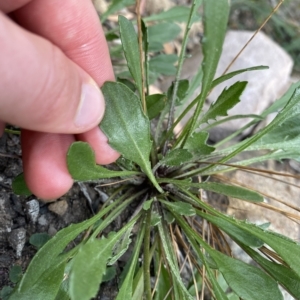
[75,79,105,128]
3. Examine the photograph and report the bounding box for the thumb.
[0,12,105,134]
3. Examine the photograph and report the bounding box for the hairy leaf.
[198,182,264,202]
[69,237,115,300]
[100,82,162,192]
[146,94,166,120]
[196,210,264,247]
[162,201,196,216]
[9,260,65,300]
[158,222,194,300]
[242,246,300,299]
[236,223,300,278]
[116,225,145,300]
[210,251,283,300]
[15,201,119,292]
[67,142,139,181]
[160,149,193,166]
[199,81,247,125]
[118,16,143,98]
[184,132,215,156]
[108,224,134,265]
[211,66,268,89]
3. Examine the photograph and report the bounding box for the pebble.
[25,199,39,223]
[48,200,68,216]
[8,228,26,258]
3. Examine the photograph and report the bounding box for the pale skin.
[0,0,120,201]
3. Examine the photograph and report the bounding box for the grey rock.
[208,30,293,136]
[25,199,39,224]
[8,228,26,257]
[38,215,48,227]
[0,192,12,243]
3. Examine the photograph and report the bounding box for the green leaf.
[144,6,193,23]
[16,200,120,293]
[12,173,32,196]
[160,149,193,166]
[101,0,135,22]
[67,142,139,181]
[102,266,116,283]
[9,260,66,300]
[242,245,300,299]
[198,182,263,202]
[182,0,229,144]
[196,210,264,248]
[118,15,143,98]
[149,54,178,76]
[117,77,136,92]
[162,201,196,216]
[116,224,145,300]
[29,233,51,250]
[184,132,215,156]
[143,199,153,211]
[0,286,13,300]
[9,265,22,284]
[146,94,166,120]
[211,66,269,89]
[69,237,115,300]
[167,80,190,106]
[108,224,134,265]
[158,222,194,300]
[100,81,162,192]
[235,223,300,279]
[151,211,162,226]
[210,250,283,300]
[199,81,247,125]
[148,22,181,51]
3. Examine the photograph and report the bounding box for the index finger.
[12,0,114,85]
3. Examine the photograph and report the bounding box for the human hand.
[0,0,120,201]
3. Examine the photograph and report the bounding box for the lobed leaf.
[199,81,247,125]
[160,149,193,166]
[67,142,139,181]
[100,81,162,192]
[184,131,215,156]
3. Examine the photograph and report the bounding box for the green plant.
[5,0,300,299]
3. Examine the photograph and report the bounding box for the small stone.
[48,225,57,237]
[8,228,26,258]
[48,200,68,216]
[38,215,48,227]
[25,199,39,223]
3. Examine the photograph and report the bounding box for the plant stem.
[144,208,152,300]
[163,0,198,155]
[136,0,146,112]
